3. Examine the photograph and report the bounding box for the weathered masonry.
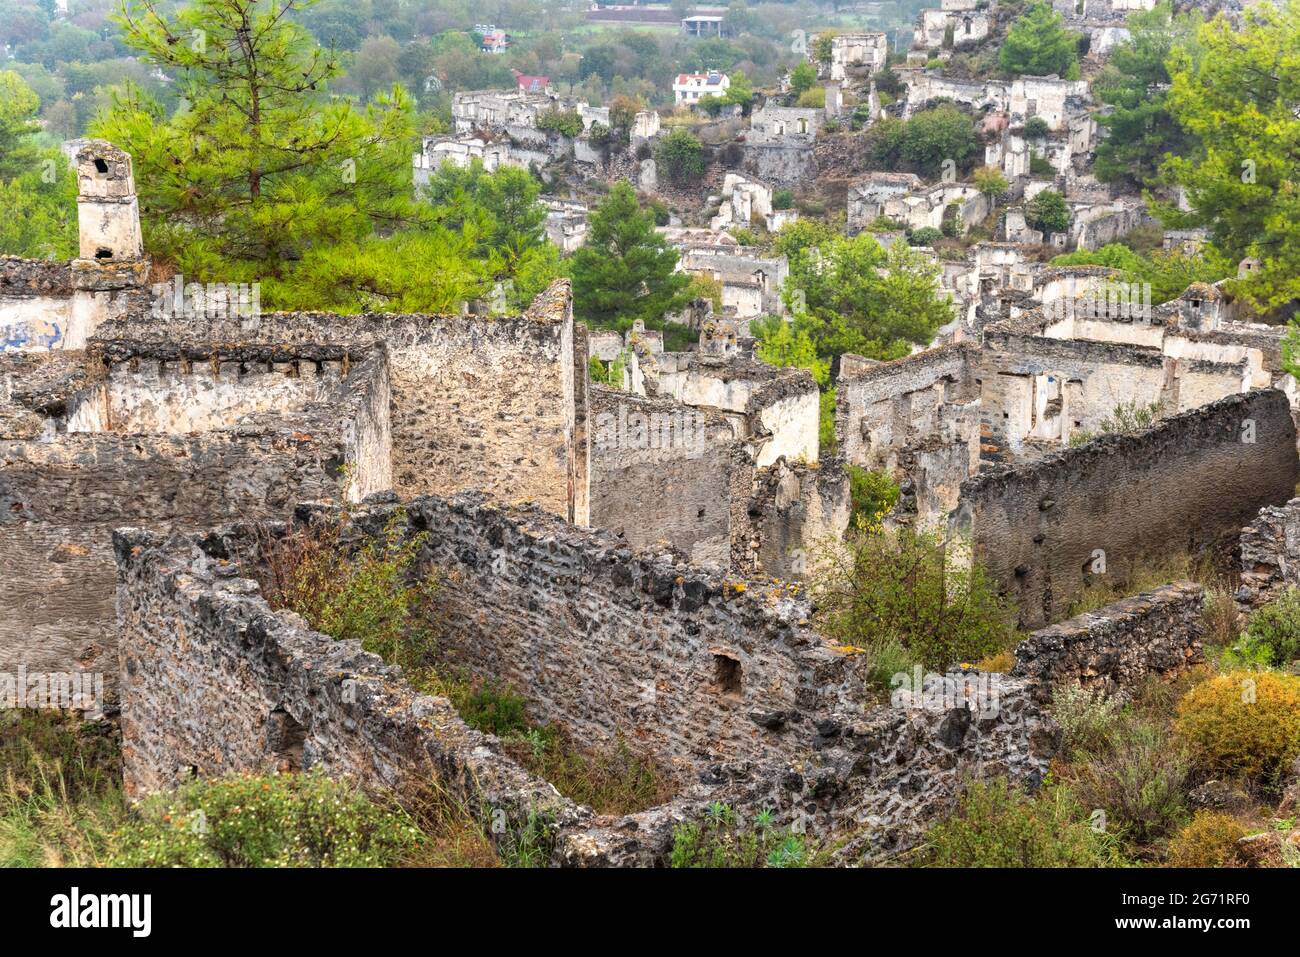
[952,390,1299,628]
[1,344,388,685]
[115,494,1058,865]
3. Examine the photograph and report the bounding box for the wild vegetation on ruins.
[3,0,1300,874]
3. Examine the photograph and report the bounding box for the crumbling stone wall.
[953,390,1299,628]
[588,385,742,568]
[836,344,981,525]
[732,457,850,580]
[978,329,1247,457]
[114,501,1056,866]
[1012,582,1205,701]
[366,492,865,778]
[92,279,587,524]
[1236,495,1300,611]
[0,347,389,683]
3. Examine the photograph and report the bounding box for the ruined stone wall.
[744,144,816,186]
[114,502,1055,866]
[0,349,389,682]
[588,386,743,568]
[978,330,1247,456]
[1236,496,1300,611]
[1012,582,1205,701]
[91,279,587,523]
[836,344,980,525]
[953,390,1299,628]
[381,492,864,778]
[733,458,851,580]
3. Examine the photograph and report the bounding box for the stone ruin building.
[8,140,1300,866]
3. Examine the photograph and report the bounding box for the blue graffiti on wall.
[1,320,63,351]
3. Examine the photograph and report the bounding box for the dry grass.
[0,711,128,867]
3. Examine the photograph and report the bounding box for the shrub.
[1175,671,1300,787]
[772,188,794,210]
[910,226,943,247]
[846,466,900,527]
[940,203,963,238]
[535,107,583,137]
[1239,588,1300,667]
[655,128,706,184]
[109,771,424,867]
[1071,717,1190,846]
[917,779,1117,867]
[797,87,825,109]
[1166,811,1248,867]
[256,513,440,693]
[1024,116,1050,139]
[671,802,809,868]
[1050,685,1125,757]
[813,525,1016,671]
[1026,188,1070,233]
[789,61,817,95]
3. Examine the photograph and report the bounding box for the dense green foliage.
[1050,242,1226,305]
[655,128,707,184]
[846,466,900,528]
[1093,3,1202,190]
[998,1,1079,79]
[865,105,979,179]
[774,220,953,364]
[0,70,77,258]
[1227,588,1300,669]
[1159,0,1300,317]
[1025,189,1070,234]
[569,182,691,332]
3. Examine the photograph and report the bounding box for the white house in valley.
[673,71,731,105]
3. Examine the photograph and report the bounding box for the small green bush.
[1176,671,1300,787]
[1071,717,1189,846]
[671,802,809,868]
[772,188,794,210]
[655,128,707,184]
[535,108,583,137]
[814,525,1016,671]
[910,226,943,247]
[1024,116,1050,139]
[109,771,423,867]
[257,513,439,691]
[917,779,1118,867]
[1050,685,1125,757]
[846,466,900,527]
[1166,811,1248,867]
[1238,588,1300,667]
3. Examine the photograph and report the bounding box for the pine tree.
[998,1,1079,78]
[93,0,425,295]
[569,183,690,330]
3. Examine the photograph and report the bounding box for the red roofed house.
[513,70,551,93]
[673,71,730,106]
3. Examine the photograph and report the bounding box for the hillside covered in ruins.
[2,0,1300,909]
